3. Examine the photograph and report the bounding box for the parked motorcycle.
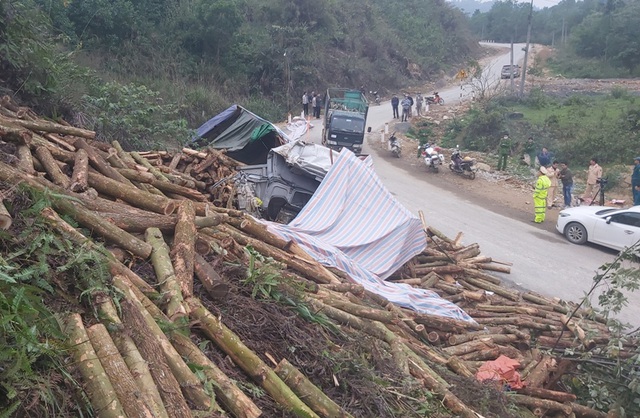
[388,132,401,158]
[449,146,477,179]
[369,91,381,105]
[425,92,444,105]
[420,143,445,172]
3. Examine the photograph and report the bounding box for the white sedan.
[556,206,640,251]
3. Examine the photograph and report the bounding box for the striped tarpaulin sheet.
[266,149,475,322]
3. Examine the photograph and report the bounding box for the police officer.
[497,134,511,171]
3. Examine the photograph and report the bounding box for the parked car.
[500,64,521,79]
[555,206,640,251]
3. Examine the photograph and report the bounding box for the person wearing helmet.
[533,166,551,223]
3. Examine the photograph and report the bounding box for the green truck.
[322,88,369,154]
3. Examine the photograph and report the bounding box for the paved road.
[304,44,639,326]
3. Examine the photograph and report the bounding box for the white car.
[556,205,640,251]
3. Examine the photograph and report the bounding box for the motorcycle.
[449,146,477,179]
[425,92,444,105]
[388,132,401,158]
[369,91,381,105]
[420,143,445,172]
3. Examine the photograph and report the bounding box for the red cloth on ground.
[475,355,524,389]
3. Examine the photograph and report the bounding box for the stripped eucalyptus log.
[35,146,70,188]
[123,280,261,418]
[1,115,95,138]
[74,138,134,186]
[187,297,321,418]
[87,171,179,215]
[114,276,211,413]
[60,313,127,418]
[94,294,169,418]
[16,145,36,174]
[145,227,187,321]
[86,323,156,418]
[69,148,89,192]
[275,358,355,418]
[171,200,196,298]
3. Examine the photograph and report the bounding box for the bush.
[610,86,630,100]
[525,87,550,109]
[81,82,193,150]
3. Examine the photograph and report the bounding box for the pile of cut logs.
[0,95,622,417]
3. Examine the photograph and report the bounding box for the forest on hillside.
[0,0,638,149]
[469,0,640,76]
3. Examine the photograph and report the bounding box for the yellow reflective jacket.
[533,175,551,199]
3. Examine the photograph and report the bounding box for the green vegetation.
[0,0,479,150]
[561,242,640,416]
[469,0,640,78]
[444,88,640,172]
[0,189,115,417]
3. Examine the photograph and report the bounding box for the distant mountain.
[448,0,494,15]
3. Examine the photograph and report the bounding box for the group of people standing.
[391,93,425,122]
[301,91,323,119]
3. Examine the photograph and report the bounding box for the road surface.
[303,43,640,326]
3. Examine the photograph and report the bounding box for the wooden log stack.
[0,96,627,418]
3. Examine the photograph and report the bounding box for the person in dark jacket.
[391,95,399,119]
[558,161,574,208]
[632,156,640,206]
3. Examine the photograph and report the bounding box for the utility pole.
[510,36,515,93]
[519,0,534,97]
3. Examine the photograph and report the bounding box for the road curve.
[303,44,639,326]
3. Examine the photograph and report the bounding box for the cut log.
[145,227,187,321]
[216,224,340,284]
[69,148,89,192]
[86,323,155,418]
[75,138,134,186]
[0,201,12,230]
[122,281,260,418]
[560,314,596,350]
[194,253,230,300]
[2,115,95,138]
[114,277,211,412]
[170,200,196,298]
[87,171,178,215]
[509,394,572,416]
[275,358,355,418]
[187,298,321,418]
[35,146,70,188]
[130,151,171,182]
[0,121,32,145]
[94,294,169,418]
[525,355,557,388]
[516,386,576,403]
[16,145,36,174]
[59,313,127,418]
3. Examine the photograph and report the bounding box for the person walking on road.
[391,95,399,119]
[302,91,309,117]
[580,158,603,204]
[533,166,551,223]
[401,95,411,122]
[558,161,574,208]
[632,157,640,206]
[497,134,511,171]
[546,161,560,208]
